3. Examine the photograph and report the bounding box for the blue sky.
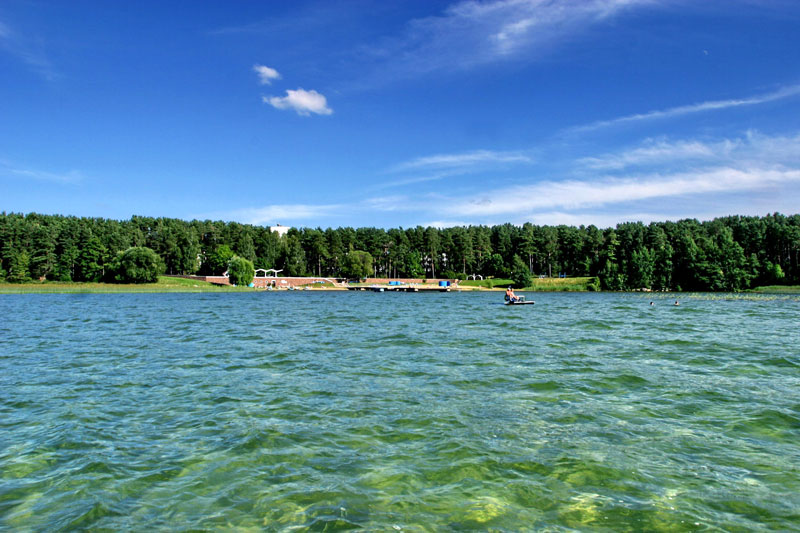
[2,0,799,229]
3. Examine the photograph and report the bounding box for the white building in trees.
[270,224,291,237]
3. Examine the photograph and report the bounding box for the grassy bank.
[460,278,513,289]
[525,277,595,291]
[749,285,800,294]
[460,277,594,291]
[0,276,255,294]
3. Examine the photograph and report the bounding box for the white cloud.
[0,160,82,183]
[253,64,281,85]
[374,172,455,190]
[513,211,665,228]
[386,0,655,75]
[393,149,532,172]
[435,131,800,218]
[570,84,800,133]
[202,131,800,229]
[377,149,533,190]
[579,131,800,170]
[217,204,342,225]
[444,167,800,217]
[264,88,333,116]
[363,195,411,211]
[579,139,722,170]
[421,220,475,229]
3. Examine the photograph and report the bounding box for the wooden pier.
[346,285,453,292]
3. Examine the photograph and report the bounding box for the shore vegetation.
[0,276,253,294]
[1,212,798,292]
[227,256,255,286]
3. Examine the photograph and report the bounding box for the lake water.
[1,291,799,531]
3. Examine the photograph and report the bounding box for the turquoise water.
[1,291,799,531]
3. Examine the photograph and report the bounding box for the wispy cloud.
[513,211,664,228]
[214,204,343,225]
[376,149,533,190]
[217,1,658,89]
[0,160,82,183]
[421,220,475,229]
[439,131,800,219]
[363,195,413,212]
[579,139,723,170]
[0,18,57,80]
[204,131,800,229]
[253,64,281,85]
[372,171,464,191]
[379,0,655,77]
[569,84,800,133]
[392,149,532,172]
[444,167,800,217]
[362,131,800,226]
[264,88,333,116]
[579,131,800,170]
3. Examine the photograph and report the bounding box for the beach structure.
[254,268,283,278]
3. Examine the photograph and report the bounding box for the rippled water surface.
[1,291,799,531]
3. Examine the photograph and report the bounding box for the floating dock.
[347,285,453,292]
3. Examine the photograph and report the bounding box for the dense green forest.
[1,212,798,291]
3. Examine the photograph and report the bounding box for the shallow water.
[1,291,799,531]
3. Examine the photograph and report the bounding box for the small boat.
[504,294,534,305]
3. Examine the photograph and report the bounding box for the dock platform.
[347,285,452,292]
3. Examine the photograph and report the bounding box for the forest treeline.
[1,212,798,291]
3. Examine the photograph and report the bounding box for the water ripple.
[1,292,799,530]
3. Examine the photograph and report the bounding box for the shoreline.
[1,281,798,295]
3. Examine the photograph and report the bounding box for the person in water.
[506,286,520,303]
